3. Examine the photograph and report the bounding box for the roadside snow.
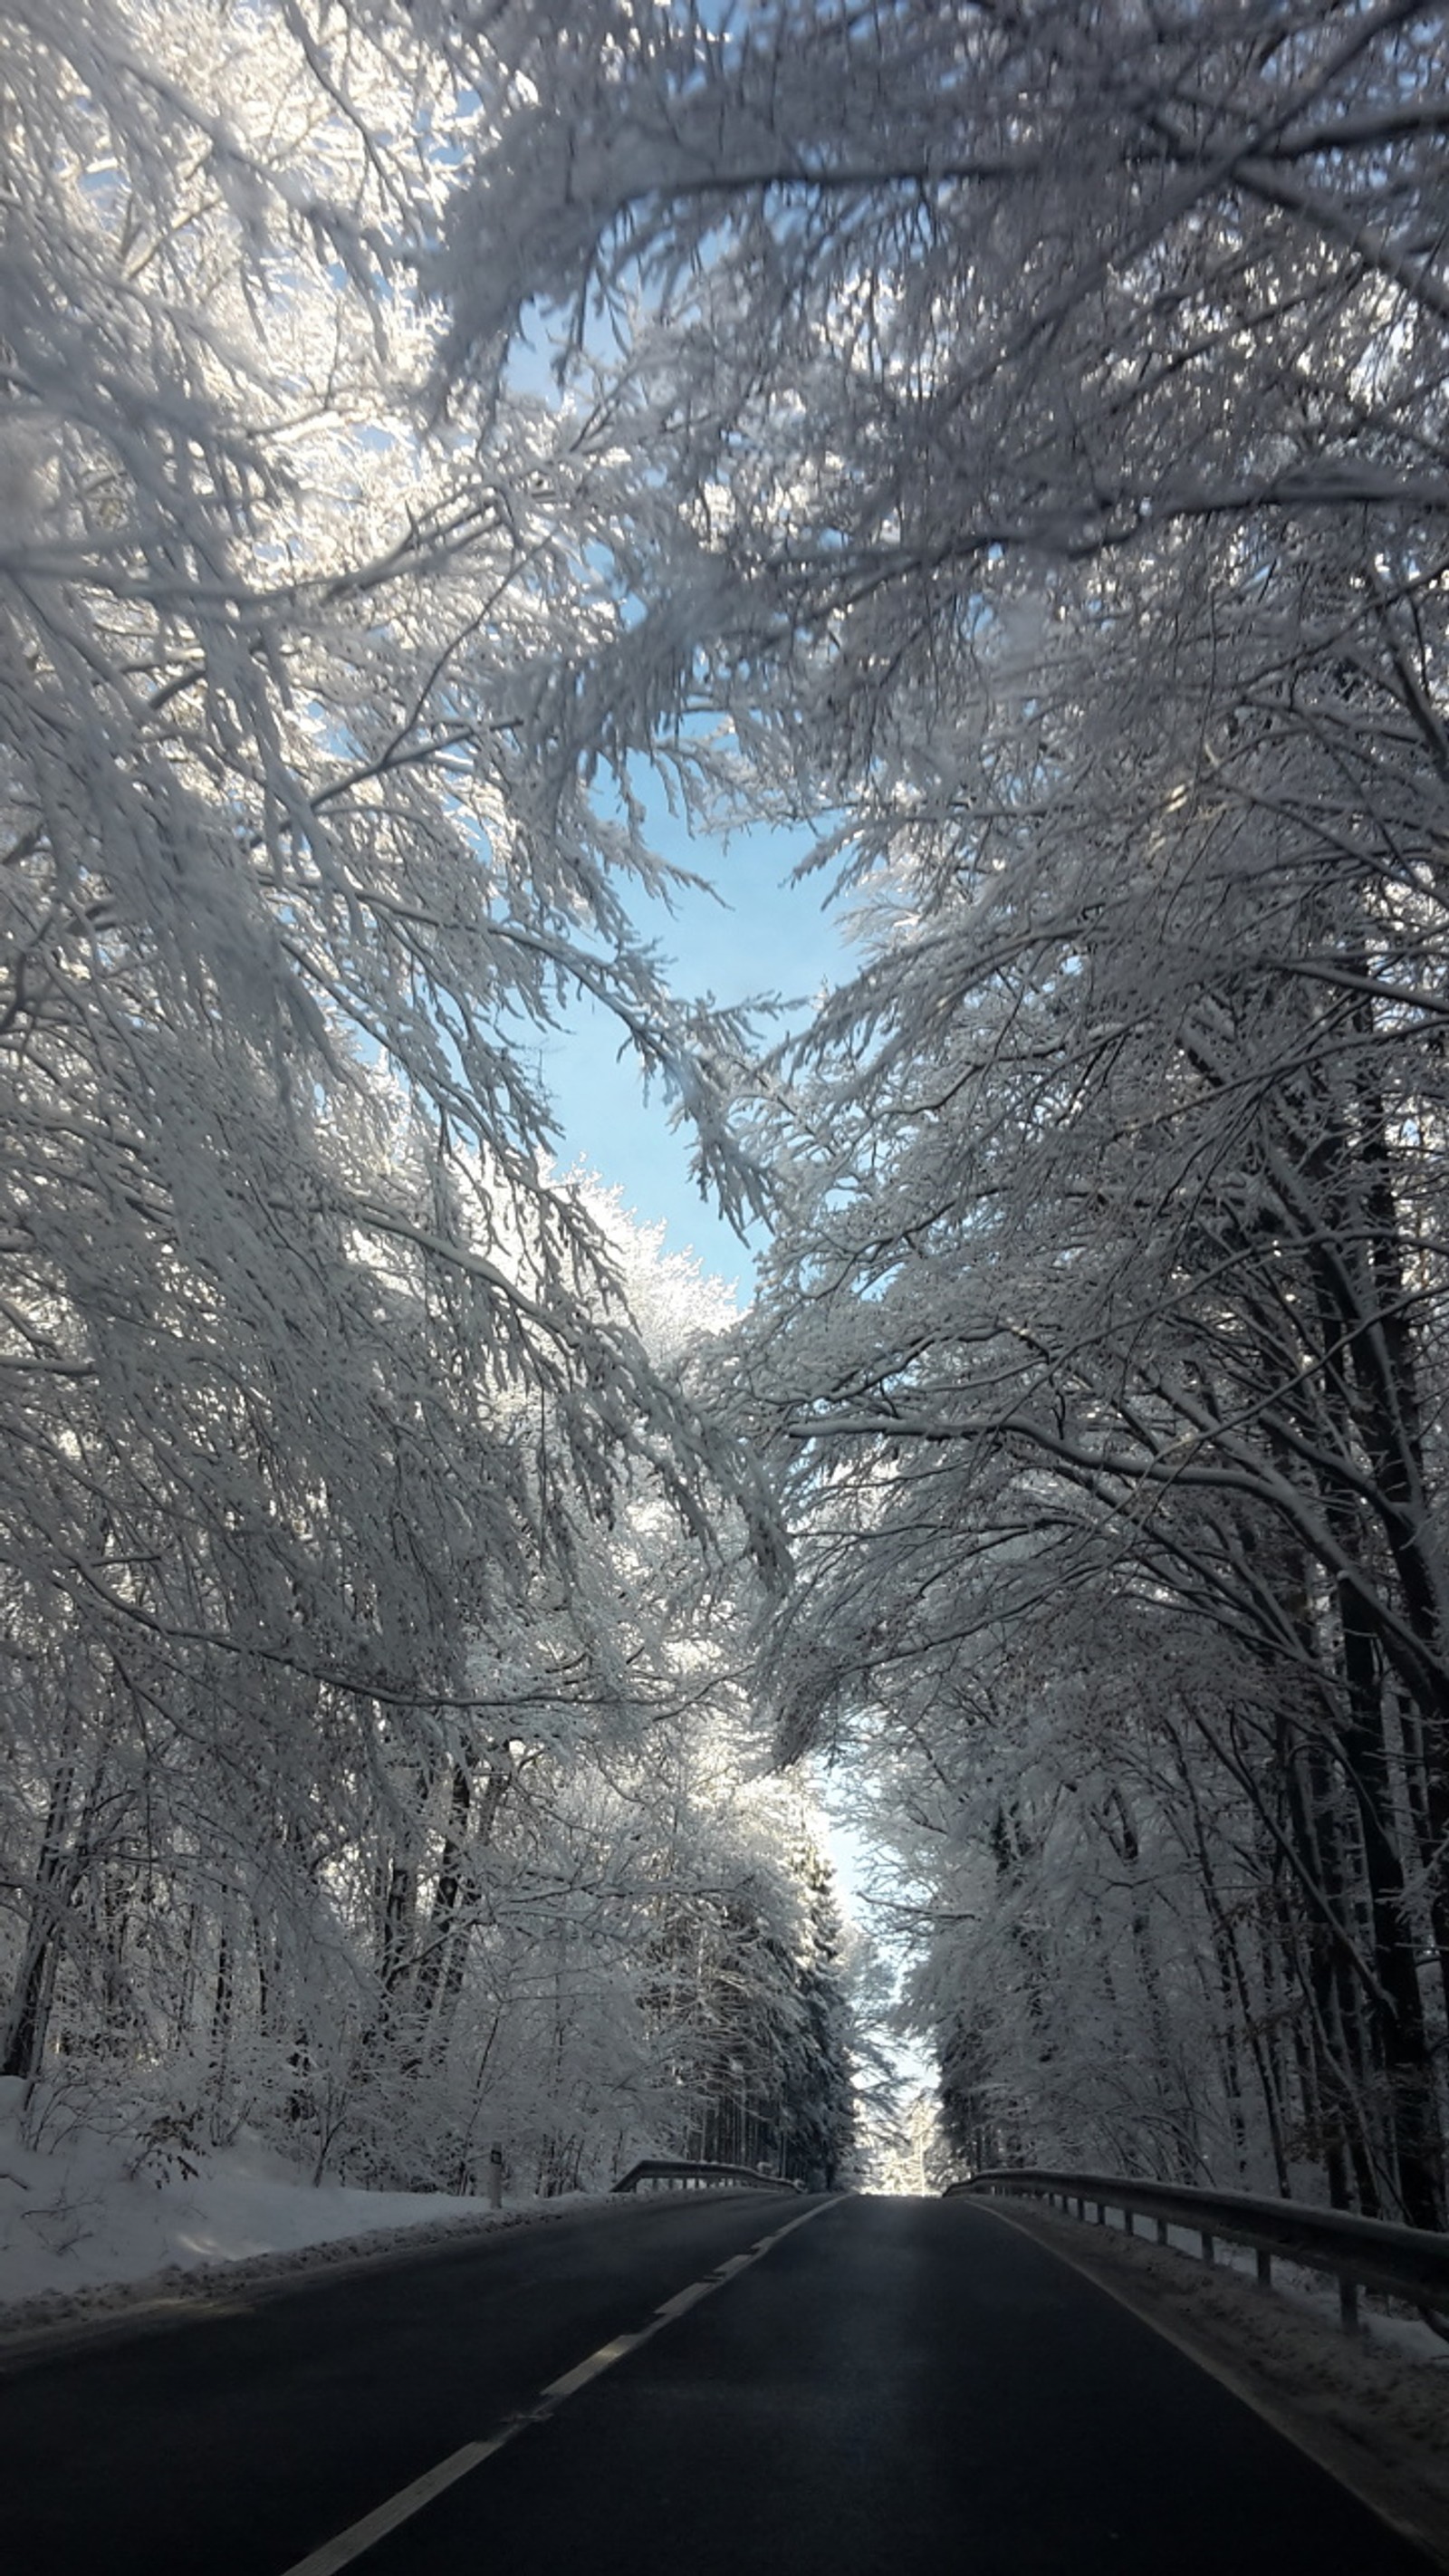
[0,2078,613,2345]
[1086,2196,1449,2369]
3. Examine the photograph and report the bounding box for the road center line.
[280,2199,835,2576]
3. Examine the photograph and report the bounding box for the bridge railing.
[948,2167,1449,2334]
[612,2158,800,2196]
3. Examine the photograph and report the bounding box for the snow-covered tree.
[422,0,1449,2220]
[0,0,789,2100]
[11,0,1449,2228]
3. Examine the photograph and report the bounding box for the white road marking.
[280,2435,513,2576]
[652,2280,714,2321]
[280,2198,835,2576]
[973,2198,1449,2569]
[540,2331,641,2399]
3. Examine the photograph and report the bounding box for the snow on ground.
[0,2078,615,2344]
[1086,2196,1449,2369]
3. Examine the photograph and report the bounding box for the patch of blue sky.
[539,774,849,1305]
[487,328,852,1293]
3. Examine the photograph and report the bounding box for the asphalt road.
[1,2192,1435,2576]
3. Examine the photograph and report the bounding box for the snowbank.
[0,2079,609,2345]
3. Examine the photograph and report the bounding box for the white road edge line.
[280,2198,834,2576]
[971,2198,1449,2572]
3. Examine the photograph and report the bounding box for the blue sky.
[499,330,852,1294]
[540,805,849,1301]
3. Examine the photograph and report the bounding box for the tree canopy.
[5,0,1449,2225]
[432,0,1449,2223]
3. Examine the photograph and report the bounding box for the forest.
[2,0,1447,2228]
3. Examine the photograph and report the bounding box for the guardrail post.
[1339,2277,1359,2334]
[1075,2195,1086,2220]
[1096,2199,1107,2225]
[1200,2229,1214,2265]
[1256,2248,1271,2289]
[1156,2216,1169,2246]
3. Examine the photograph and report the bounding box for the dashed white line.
[281,2199,834,2576]
[539,2331,640,2401]
[652,2280,714,2321]
[278,2432,515,2576]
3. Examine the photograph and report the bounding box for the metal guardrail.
[948,2166,1449,2332]
[612,2158,800,2196]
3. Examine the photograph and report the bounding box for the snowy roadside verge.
[0,2087,643,2360]
[976,2195,1449,2570]
[0,2184,636,2362]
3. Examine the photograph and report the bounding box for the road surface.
[0,2192,1435,2574]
